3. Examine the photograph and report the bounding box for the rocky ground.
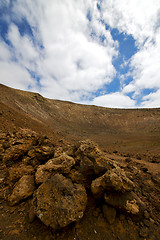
[0,128,160,240]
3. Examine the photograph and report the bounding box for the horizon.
[0,0,160,108]
[2,82,160,110]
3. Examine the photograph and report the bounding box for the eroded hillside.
[0,84,160,157]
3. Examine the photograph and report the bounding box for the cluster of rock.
[0,129,145,232]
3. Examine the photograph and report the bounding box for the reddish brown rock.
[35,154,75,184]
[77,140,116,175]
[9,175,36,205]
[104,191,145,217]
[33,174,87,231]
[91,166,134,197]
[3,144,31,166]
[8,164,34,183]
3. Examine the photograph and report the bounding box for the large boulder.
[9,175,36,205]
[33,174,87,231]
[104,191,145,218]
[35,154,75,184]
[91,166,134,197]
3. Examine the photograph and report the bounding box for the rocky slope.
[0,129,160,240]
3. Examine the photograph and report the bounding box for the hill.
[0,83,160,156]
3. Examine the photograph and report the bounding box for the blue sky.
[0,0,160,108]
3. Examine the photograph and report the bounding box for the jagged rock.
[91,166,134,197]
[27,145,54,163]
[103,204,116,224]
[35,164,53,185]
[35,154,75,184]
[80,156,94,175]
[77,140,102,158]
[8,164,34,183]
[3,144,31,166]
[68,169,86,183]
[54,147,64,157]
[68,169,92,188]
[33,174,87,231]
[77,140,116,175]
[9,175,36,205]
[104,191,145,217]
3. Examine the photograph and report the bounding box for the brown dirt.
[0,84,160,240]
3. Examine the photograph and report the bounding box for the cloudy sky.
[0,0,160,108]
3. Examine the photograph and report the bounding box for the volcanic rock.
[8,164,34,183]
[104,191,145,217]
[33,174,87,231]
[91,166,134,197]
[77,140,116,175]
[35,154,75,184]
[27,145,54,163]
[9,175,36,205]
[3,144,31,166]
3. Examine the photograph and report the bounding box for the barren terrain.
[0,84,160,240]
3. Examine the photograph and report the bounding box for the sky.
[0,0,160,108]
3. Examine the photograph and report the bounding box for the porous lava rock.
[9,175,36,205]
[8,164,34,183]
[104,191,145,217]
[33,174,87,231]
[35,154,75,184]
[3,144,31,166]
[77,140,116,175]
[91,166,134,197]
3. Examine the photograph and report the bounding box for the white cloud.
[0,40,11,61]
[122,29,160,104]
[91,92,136,108]
[101,0,160,107]
[0,0,10,8]
[5,0,117,102]
[141,89,160,108]
[7,24,40,71]
[101,0,160,46]
[0,61,35,90]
